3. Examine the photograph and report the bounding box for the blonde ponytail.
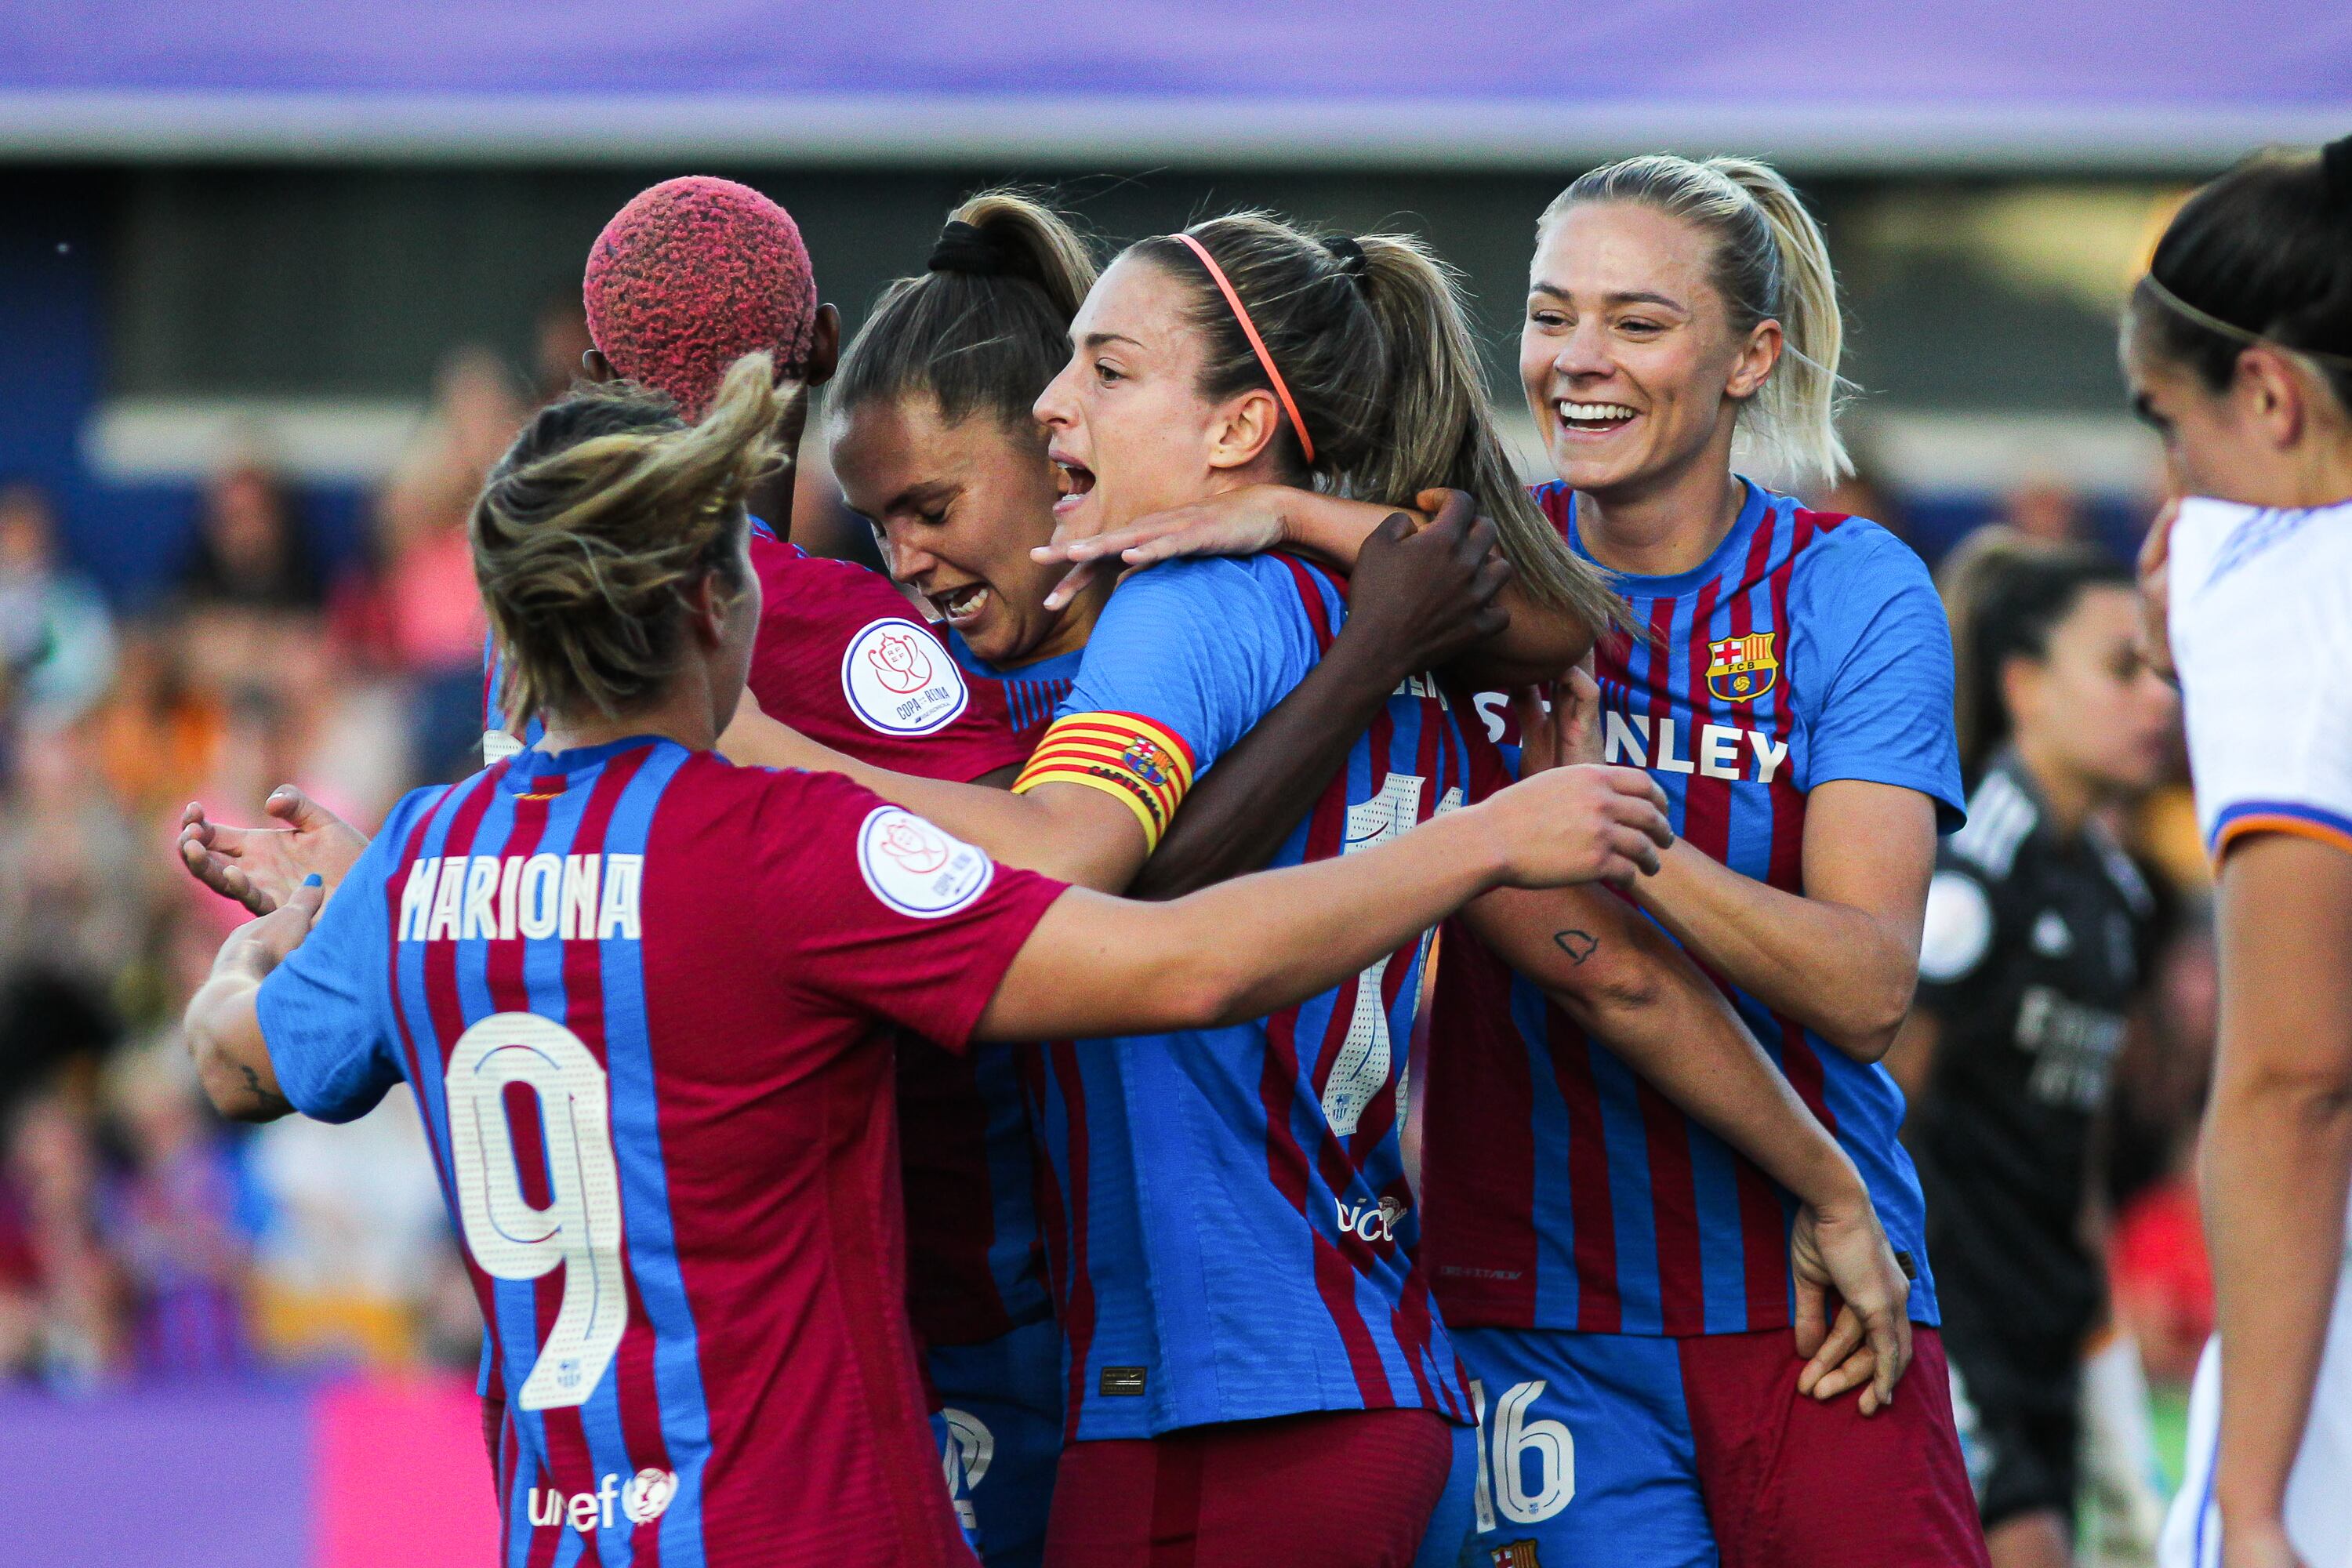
[476,351,789,724]
[1543,154,1853,486]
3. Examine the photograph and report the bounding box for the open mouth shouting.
[1050,451,1097,518]
[928,580,992,629]
[1557,399,1639,437]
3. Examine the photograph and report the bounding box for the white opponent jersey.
[2169,495,2352,858]
[2161,494,2352,1568]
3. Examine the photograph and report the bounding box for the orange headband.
[1171,231,1315,464]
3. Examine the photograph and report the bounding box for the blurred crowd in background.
[0,301,2217,1465]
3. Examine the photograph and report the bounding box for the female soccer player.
[759,209,1913,1566]
[179,355,1677,1568]
[2125,136,2352,1568]
[1052,157,1982,1568]
[825,190,1515,1567]
[1892,532,2176,1568]
[182,180,1518,1568]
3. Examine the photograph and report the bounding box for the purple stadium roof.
[2,1,2346,166]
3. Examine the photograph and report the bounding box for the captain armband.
[1011,712,1198,852]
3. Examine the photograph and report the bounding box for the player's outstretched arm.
[183,875,327,1122]
[1034,487,1592,688]
[178,788,369,916]
[1131,504,1509,899]
[2204,833,2352,1560]
[976,764,1669,1042]
[1463,884,1912,1412]
[723,691,1152,891]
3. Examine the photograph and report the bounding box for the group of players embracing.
[166,136,2352,1568]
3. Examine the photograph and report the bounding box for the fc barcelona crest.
[1488,1542,1542,1568]
[1705,631,1778,704]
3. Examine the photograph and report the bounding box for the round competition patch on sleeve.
[841,617,971,736]
[856,807,996,918]
[1918,868,1994,983]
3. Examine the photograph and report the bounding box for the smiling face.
[1033,253,1288,542]
[829,394,1083,666]
[1520,202,1780,499]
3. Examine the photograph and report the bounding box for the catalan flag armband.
[1013,712,1198,851]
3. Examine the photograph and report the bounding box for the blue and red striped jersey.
[898,634,1080,1347]
[1011,554,1477,1439]
[483,523,1042,1352]
[1421,481,1964,1338]
[254,739,1065,1566]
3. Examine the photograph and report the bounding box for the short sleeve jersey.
[481,524,1036,1352]
[2168,495,2352,860]
[1011,554,1478,1439]
[255,739,1062,1567]
[1909,750,2154,1345]
[1421,481,1965,1336]
[485,524,1032,784]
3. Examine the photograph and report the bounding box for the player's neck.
[1573,455,1744,579]
[2009,735,2100,840]
[2283,432,2352,510]
[537,678,719,757]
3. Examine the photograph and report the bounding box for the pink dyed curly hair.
[583,176,818,419]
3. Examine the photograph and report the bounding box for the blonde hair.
[475,352,789,724]
[1130,213,1622,635]
[1542,154,1852,486]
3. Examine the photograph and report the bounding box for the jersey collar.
[503,735,673,795]
[1560,476,1774,601]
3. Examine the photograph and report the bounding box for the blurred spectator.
[85,624,227,822]
[176,459,331,716]
[244,1087,457,1370]
[2004,474,2089,544]
[177,461,322,615]
[0,481,117,729]
[98,1036,253,1377]
[374,347,527,778]
[0,723,148,996]
[2,1088,125,1386]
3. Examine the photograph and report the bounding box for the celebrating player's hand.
[178,787,368,916]
[1788,1191,1912,1415]
[1032,481,1304,610]
[2135,496,2179,684]
[214,872,328,977]
[1479,764,1672,890]
[1508,656,1604,776]
[1344,493,1512,675]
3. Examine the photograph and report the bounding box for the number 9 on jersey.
[446,1012,628,1411]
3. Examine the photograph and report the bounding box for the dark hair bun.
[926,220,1005,277]
[2325,133,2352,214]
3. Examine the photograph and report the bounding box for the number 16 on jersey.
[447,1012,629,1411]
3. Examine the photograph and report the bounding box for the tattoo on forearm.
[238,1062,292,1116]
[1553,930,1599,965]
